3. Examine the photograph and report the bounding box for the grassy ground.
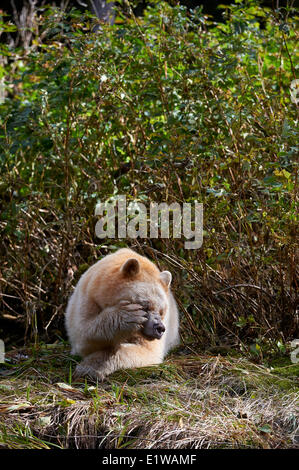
[0,343,298,449]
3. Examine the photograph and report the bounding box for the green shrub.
[0,1,298,355]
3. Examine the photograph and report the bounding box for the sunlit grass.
[0,343,298,449]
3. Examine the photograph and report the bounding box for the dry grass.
[0,344,298,449]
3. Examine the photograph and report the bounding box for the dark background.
[1,1,294,23]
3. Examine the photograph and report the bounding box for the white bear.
[65,248,180,380]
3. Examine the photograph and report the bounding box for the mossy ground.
[0,343,298,449]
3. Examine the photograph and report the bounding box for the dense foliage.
[0,1,298,358]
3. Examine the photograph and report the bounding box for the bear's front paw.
[118,300,148,333]
[73,363,106,382]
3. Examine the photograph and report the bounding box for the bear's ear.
[160,270,172,288]
[121,258,140,277]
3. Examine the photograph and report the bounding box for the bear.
[65,248,180,381]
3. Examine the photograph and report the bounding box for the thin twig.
[213,284,272,298]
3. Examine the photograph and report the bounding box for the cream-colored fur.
[65,248,180,380]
